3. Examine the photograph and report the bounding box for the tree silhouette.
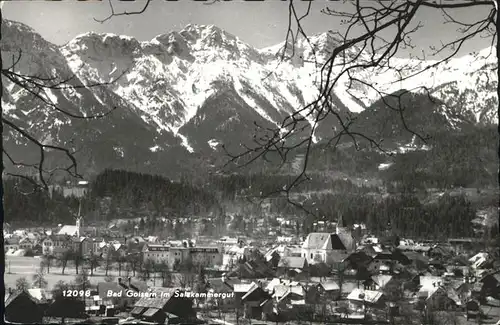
[1,10,124,191]
[73,269,90,291]
[57,249,72,275]
[86,252,100,276]
[32,267,48,289]
[73,250,83,275]
[15,276,30,291]
[157,261,172,287]
[127,253,141,277]
[41,254,54,274]
[52,280,69,298]
[223,0,499,211]
[96,1,496,219]
[103,247,114,277]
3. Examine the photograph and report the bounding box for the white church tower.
[75,216,82,238]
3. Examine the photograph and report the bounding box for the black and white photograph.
[1,0,499,324]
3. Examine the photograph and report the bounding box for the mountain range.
[1,19,498,179]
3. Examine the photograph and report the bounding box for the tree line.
[3,164,484,240]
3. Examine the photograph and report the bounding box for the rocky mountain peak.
[2,19,498,178]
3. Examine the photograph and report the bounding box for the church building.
[57,217,83,237]
[301,216,356,265]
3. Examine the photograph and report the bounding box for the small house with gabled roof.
[5,290,44,324]
[131,287,195,323]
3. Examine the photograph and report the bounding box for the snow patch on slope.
[43,89,59,105]
[2,100,16,114]
[177,133,194,153]
[208,139,220,150]
[233,77,278,126]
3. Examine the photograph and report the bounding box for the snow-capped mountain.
[1,20,185,176]
[1,19,497,177]
[265,32,498,124]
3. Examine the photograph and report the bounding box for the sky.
[1,0,495,58]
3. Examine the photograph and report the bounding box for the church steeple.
[338,215,344,227]
[76,217,82,238]
[76,200,82,238]
[336,215,346,234]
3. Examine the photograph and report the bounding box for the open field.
[4,256,153,290]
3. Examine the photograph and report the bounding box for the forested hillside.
[4,163,496,240]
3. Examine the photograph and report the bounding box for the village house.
[317,281,341,300]
[111,242,127,258]
[264,249,281,268]
[347,288,386,313]
[130,287,195,323]
[100,242,112,259]
[452,279,474,304]
[126,236,146,253]
[403,251,430,270]
[206,278,235,308]
[190,246,224,266]
[143,243,170,264]
[465,299,481,320]
[5,290,44,324]
[4,237,20,253]
[45,294,87,320]
[19,237,34,251]
[53,234,72,256]
[429,244,454,259]
[234,282,258,305]
[367,250,409,275]
[41,234,71,256]
[344,251,373,270]
[363,275,400,293]
[239,282,273,320]
[91,237,106,255]
[274,283,305,309]
[41,236,54,255]
[27,288,53,313]
[448,238,483,254]
[265,278,290,291]
[397,244,433,257]
[142,243,223,269]
[417,285,457,311]
[71,237,92,256]
[217,236,240,250]
[96,278,148,311]
[225,245,251,265]
[470,252,492,269]
[479,270,500,298]
[415,276,457,311]
[277,256,309,277]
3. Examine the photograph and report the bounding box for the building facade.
[301,216,356,265]
[142,244,223,268]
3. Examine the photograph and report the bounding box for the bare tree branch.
[94,0,152,23]
[222,0,497,213]
[1,14,129,191]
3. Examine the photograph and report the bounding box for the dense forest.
[89,169,221,218]
[4,162,492,240]
[4,118,496,239]
[3,179,82,227]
